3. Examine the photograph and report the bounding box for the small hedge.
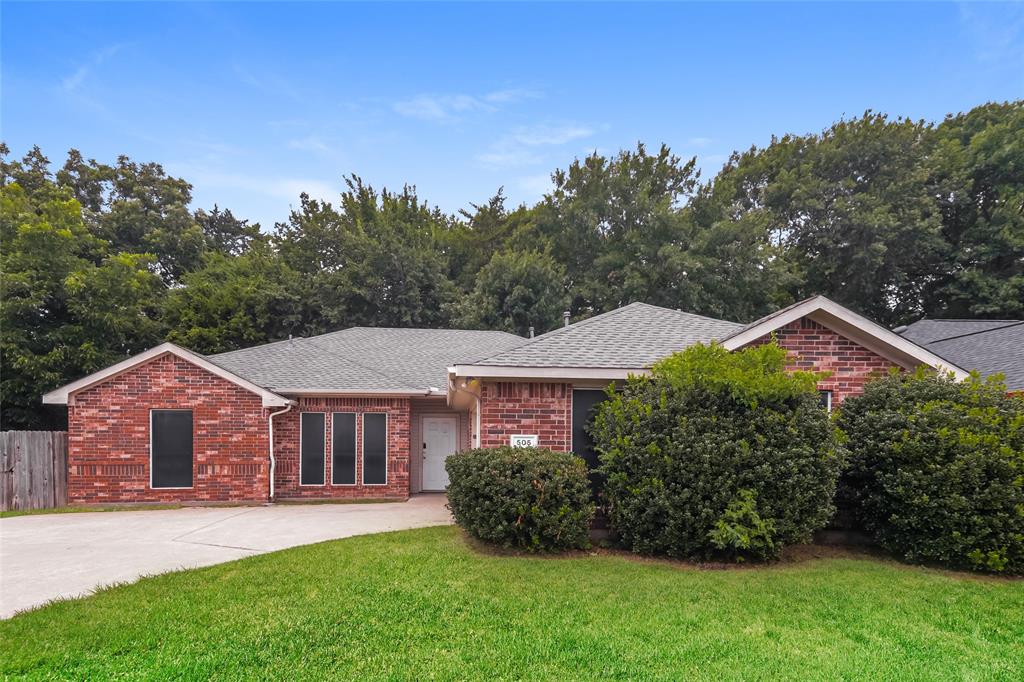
[592,342,841,562]
[445,446,595,552]
[838,370,1024,574]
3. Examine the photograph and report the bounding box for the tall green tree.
[925,102,1024,318]
[535,143,701,316]
[275,176,457,332]
[0,182,164,428]
[453,249,568,336]
[56,149,207,283]
[163,245,306,354]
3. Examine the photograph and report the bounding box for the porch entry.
[422,416,458,490]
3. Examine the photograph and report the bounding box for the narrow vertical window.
[151,409,193,488]
[819,390,833,412]
[362,413,387,485]
[332,413,356,485]
[300,412,325,486]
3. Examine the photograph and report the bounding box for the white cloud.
[958,2,1024,64]
[686,136,714,148]
[393,88,541,122]
[287,135,331,154]
[61,44,125,92]
[477,123,596,169]
[516,173,554,198]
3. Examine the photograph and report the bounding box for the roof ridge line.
[925,320,1024,344]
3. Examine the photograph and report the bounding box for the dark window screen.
[151,410,193,488]
[332,413,356,485]
[363,413,387,485]
[819,390,833,412]
[300,412,325,485]
[572,390,608,495]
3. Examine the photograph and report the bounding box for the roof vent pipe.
[563,311,570,327]
[528,326,535,338]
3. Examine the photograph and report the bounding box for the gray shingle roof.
[896,319,1024,391]
[208,328,526,393]
[466,302,743,369]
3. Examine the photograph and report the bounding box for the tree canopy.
[2,100,1022,428]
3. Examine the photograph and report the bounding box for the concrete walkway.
[0,495,451,619]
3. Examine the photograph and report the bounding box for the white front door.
[422,416,458,490]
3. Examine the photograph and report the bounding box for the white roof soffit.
[448,365,649,381]
[41,342,292,408]
[720,296,970,380]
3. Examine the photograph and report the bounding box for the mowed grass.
[2,527,1022,680]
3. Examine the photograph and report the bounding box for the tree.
[163,246,305,354]
[925,102,1024,319]
[56,150,207,283]
[444,189,540,289]
[695,113,951,325]
[534,143,701,317]
[274,176,457,332]
[195,205,263,257]
[0,181,164,428]
[453,249,568,336]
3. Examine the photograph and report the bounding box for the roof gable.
[42,343,291,407]
[721,296,970,379]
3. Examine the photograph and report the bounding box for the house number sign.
[509,434,538,448]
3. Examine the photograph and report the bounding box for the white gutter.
[267,403,294,501]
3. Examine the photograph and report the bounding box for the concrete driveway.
[0,494,451,619]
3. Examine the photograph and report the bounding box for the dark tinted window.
[819,390,833,412]
[572,389,608,496]
[151,410,193,488]
[363,413,387,485]
[332,413,356,485]
[300,412,325,485]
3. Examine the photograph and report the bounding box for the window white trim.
[330,411,357,486]
[299,411,326,487]
[43,342,291,407]
[819,389,833,413]
[361,412,388,486]
[149,408,194,490]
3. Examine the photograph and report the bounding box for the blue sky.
[3,2,1023,228]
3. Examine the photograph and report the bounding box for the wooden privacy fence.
[0,431,68,512]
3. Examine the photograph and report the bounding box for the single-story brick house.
[43,295,968,505]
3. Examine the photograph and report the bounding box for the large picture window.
[332,413,356,485]
[362,413,387,485]
[300,412,326,486]
[151,409,193,489]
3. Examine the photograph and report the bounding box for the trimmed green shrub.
[593,342,841,562]
[445,446,595,552]
[838,370,1024,574]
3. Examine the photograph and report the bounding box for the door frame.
[421,415,458,491]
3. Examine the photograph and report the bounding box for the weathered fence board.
[0,431,68,512]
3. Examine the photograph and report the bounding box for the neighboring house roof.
[895,319,1024,391]
[719,295,970,380]
[449,302,743,380]
[209,327,526,395]
[42,343,291,407]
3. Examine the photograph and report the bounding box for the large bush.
[592,342,841,562]
[838,371,1024,574]
[445,446,595,552]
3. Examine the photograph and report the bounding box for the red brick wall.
[67,353,270,504]
[748,317,901,405]
[479,382,572,451]
[272,396,411,500]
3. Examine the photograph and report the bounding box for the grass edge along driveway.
[2,526,1022,680]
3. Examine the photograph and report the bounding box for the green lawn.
[2,527,1022,680]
